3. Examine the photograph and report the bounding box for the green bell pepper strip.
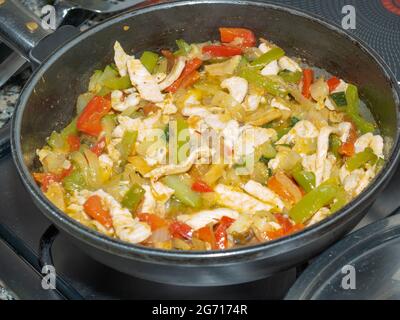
[239,67,287,97]
[153,57,168,75]
[163,125,170,143]
[174,39,191,56]
[176,118,190,163]
[289,179,338,224]
[47,118,78,150]
[121,183,145,211]
[345,85,375,134]
[275,127,291,139]
[329,134,342,158]
[101,65,131,90]
[162,175,202,208]
[101,65,118,78]
[61,118,78,138]
[260,142,277,159]
[102,75,131,90]
[279,70,302,84]
[63,169,86,192]
[96,86,112,97]
[76,92,95,115]
[349,113,375,135]
[140,51,160,73]
[117,130,138,161]
[256,142,276,165]
[101,114,117,143]
[166,196,188,217]
[330,92,347,107]
[346,147,377,171]
[235,56,249,74]
[90,65,132,93]
[292,170,316,193]
[330,187,348,213]
[250,47,285,68]
[88,70,103,92]
[47,131,63,150]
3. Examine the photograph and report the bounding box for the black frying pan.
[3,0,400,286]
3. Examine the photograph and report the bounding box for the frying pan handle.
[133,0,173,10]
[0,0,51,61]
[0,0,79,66]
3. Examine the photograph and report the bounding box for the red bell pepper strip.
[202,45,242,57]
[268,171,303,204]
[339,122,357,157]
[191,180,213,193]
[219,27,256,48]
[266,223,304,240]
[33,173,60,192]
[327,76,341,92]
[90,136,107,156]
[33,166,73,192]
[59,166,73,180]
[83,195,113,229]
[214,216,235,250]
[266,214,304,240]
[301,69,314,99]
[184,58,203,74]
[161,49,176,71]
[67,135,80,152]
[166,58,203,93]
[179,71,200,90]
[161,49,175,60]
[197,225,216,249]
[77,96,111,137]
[169,221,193,240]
[275,214,293,232]
[137,213,168,231]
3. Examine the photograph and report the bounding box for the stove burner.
[381,0,400,15]
[275,0,400,79]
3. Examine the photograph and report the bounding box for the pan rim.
[11,0,400,262]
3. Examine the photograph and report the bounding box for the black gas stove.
[0,0,399,300]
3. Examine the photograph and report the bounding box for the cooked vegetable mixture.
[34,28,384,250]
